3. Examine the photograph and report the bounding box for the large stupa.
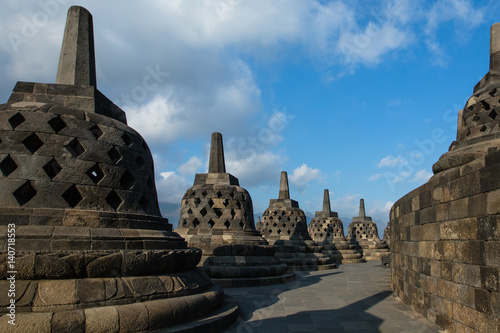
[0,7,237,332]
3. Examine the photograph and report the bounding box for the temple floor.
[223,261,439,333]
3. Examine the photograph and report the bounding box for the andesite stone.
[175,132,295,287]
[308,189,364,264]
[260,173,336,271]
[0,6,237,332]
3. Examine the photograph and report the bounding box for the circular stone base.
[0,285,236,333]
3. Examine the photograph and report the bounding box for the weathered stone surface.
[0,5,235,332]
[308,189,364,264]
[392,23,500,333]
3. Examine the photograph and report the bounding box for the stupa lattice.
[308,189,364,264]
[260,172,336,270]
[0,6,238,332]
[346,199,389,260]
[175,132,294,287]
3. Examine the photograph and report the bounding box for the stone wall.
[390,151,500,332]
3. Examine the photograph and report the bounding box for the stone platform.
[223,261,440,333]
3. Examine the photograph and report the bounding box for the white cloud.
[412,169,433,183]
[178,156,203,175]
[368,201,394,216]
[369,173,383,181]
[331,193,361,216]
[156,171,191,204]
[225,150,285,187]
[289,164,324,188]
[378,155,408,168]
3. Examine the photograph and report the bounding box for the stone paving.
[223,261,441,333]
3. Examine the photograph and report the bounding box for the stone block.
[439,218,478,240]
[475,288,491,314]
[480,266,499,292]
[52,310,85,333]
[485,241,500,267]
[487,189,500,215]
[145,299,174,329]
[116,302,149,332]
[36,280,76,306]
[77,279,105,303]
[0,312,53,333]
[85,306,119,333]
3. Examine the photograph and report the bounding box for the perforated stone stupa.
[0,7,237,332]
[346,199,389,260]
[175,132,294,287]
[390,23,500,332]
[260,172,336,270]
[308,190,364,264]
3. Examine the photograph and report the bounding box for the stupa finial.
[278,171,290,200]
[323,189,331,213]
[56,6,97,87]
[208,132,226,173]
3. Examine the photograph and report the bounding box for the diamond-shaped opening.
[193,218,200,228]
[182,220,187,226]
[190,191,196,197]
[106,190,123,211]
[120,170,136,190]
[207,199,214,207]
[121,133,133,147]
[13,181,37,206]
[223,199,229,207]
[489,88,497,97]
[287,230,291,235]
[214,208,223,218]
[239,221,244,229]
[224,220,231,229]
[48,116,66,133]
[473,115,480,122]
[108,147,122,164]
[200,207,208,217]
[89,124,104,139]
[139,195,149,211]
[61,184,82,208]
[0,155,18,177]
[231,209,236,219]
[287,217,291,221]
[9,113,25,129]
[135,155,145,169]
[319,233,323,237]
[23,133,44,154]
[236,201,241,209]
[187,208,193,214]
[281,211,286,216]
[229,192,235,198]
[489,110,497,120]
[466,130,471,137]
[147,177,154,190]
[86,163,104,184]
[292,223,295,228]
[194,198,201,206]
[208,219,215,228]
[277,229,281,234]
[278,216,282,221]
[283,223,286,228]
[65,138,85,157]
[268,229,272,234]
[201,190,208,197]
[480,125,487,132]
[43,158,62,180]
[273,222,278,227]
[481,100,491,110]
[216,191,222,198]
[272,211,278,216]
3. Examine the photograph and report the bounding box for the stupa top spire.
[278,171,290,200]
[208,132,226,173]
[323,189,331,213]
[56,6,97,87]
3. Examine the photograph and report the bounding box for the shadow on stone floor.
[223,289,433,333]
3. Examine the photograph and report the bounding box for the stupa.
[390,24,500,332]
[346,199,389,260]
[308,190,364,264]
[175,132,294,287]
[260,172,336,270]
[383,222,391,248]
[0,7,237,332]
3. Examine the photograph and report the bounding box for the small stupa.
[175,132,294,286]
[383,222,391,249]
[0,6,237,332]
[346,199,389,260]
[260,172,336,270]
[308,190,364,264]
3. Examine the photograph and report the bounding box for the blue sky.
[1,0,499,236]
